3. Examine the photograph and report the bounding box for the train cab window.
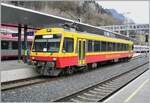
[1,41,9,50]
[88,40,93,52]
[12,41,18,49]
[63,38,74,53]
[33,34,61,52]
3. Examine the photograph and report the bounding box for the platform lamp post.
[123,12,131,37]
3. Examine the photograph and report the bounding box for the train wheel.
[97,62,101,68]
[65,67,74,75]
[92,63,97,69]
[82,65,88,72]
[87,63,92,69]
[126,58,131,62]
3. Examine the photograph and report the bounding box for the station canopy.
[1,3,130,40]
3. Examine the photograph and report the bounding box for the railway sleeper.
[79,94,104,100]
[89,90,111,95]
[70,97,95,102]
[77,95,99,102]
[83,93,105,98]
[100,83,119,88]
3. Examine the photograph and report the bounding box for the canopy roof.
[1,3,130,40]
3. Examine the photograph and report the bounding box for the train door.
[78,39,86,65]
[129,44,133,57]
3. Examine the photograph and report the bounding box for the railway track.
[1,76,52,91]
[53,62,149,102]
[1,55,147,91]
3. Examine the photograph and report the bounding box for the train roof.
[35,28,133,44]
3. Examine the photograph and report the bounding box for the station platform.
[0,53,145,83]
[1,60,32,71]
[1,60,39,83]
[104,69,149,103]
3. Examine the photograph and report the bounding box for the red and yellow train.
[30,28,134,76]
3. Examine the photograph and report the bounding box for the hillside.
[3,1,125,26]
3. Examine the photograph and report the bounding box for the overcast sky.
[98,1,149,24]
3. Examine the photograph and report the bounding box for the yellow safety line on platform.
[124,79,149,103]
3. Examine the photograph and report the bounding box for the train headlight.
[52,57,57,61]
[32,57,35,60]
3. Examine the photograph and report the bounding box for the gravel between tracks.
[1,56,149,102]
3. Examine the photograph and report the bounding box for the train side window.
[88,40,93,52]
[63,38,74,53]
[124,44,126,50]
[94,41,100,52]
[127,45,129,50]
[112,43,116,51]
[109,42,113,51]
[99,41,101,51]
[124,44,127,50]
[115,43,117,51]
[107,42,110,51]
[105,42,108,51]
[120,43,122,51]
[101,41,106,52]
[12,41,18,49]
[117,43,120,51]
[1,41,9,50]
[122,44,125,51]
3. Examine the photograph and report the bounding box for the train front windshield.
[32,34,61,52]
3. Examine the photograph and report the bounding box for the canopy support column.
[24,25,28,63]
[18,24,22,63]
